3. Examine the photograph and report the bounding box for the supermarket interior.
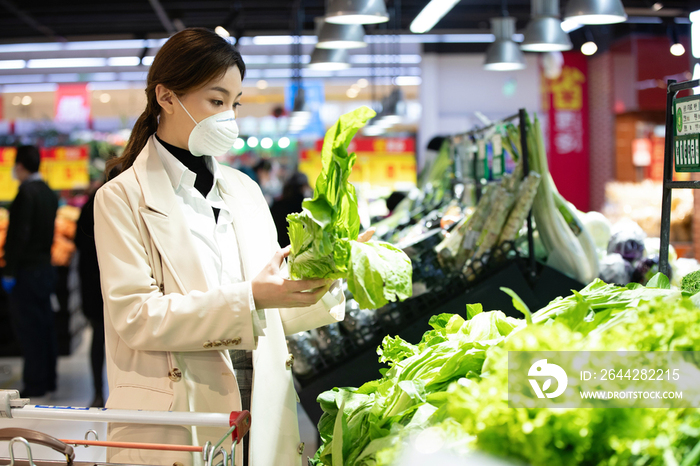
[2,1,700,465]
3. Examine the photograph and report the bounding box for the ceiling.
[0,0,697,43]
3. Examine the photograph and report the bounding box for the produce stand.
[296,109,586,425]
[660,78,700,276]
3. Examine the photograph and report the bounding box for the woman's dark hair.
[107,28,245,177]
[15,145,41,173]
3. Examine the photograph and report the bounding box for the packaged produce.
[287,107,413,310]
[607,219,647,263]
[580,211,612,257]
[498,171,541,245]
[598,253,633,285]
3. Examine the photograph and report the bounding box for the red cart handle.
[229,411,251,444]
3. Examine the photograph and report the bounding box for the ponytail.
[106,92,159,179]
[104,28,246,181]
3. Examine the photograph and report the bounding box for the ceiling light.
[671,43,685,56]
[410,0,461,34]
[316,21,367,49]
[21,95,32,106]
[247,137,259,148]
[11,96,21,106]
[581,40,598,55]
[260,137,273,149]
[484,17,527,71]
[308,47,351,70]
[325,0,390,25]
[393,76,422,86]
[357,78,369,88]
[215,26,230,38]
[363,124,385,136]
[256,80,269,89]
[99,93,111,103]
[27,58,107,68]
[0,60,26,70]
[521,0,573,52]
[233,138,246,150]
[563,0,627,25]
[560,19,583,32]
[278,137,291,149]
[346,88,359,98]
[652,2,663,11]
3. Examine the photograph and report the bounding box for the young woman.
[94,28,362,466]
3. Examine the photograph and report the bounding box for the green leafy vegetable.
[313,278,700,466]
[681,270,700,295]
[287,107,413,309]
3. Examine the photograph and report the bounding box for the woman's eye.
[212,100,224,106]
[233,102,242,109]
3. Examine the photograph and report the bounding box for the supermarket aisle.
[0,327,318,464]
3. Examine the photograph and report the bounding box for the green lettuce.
[287,107,413,310]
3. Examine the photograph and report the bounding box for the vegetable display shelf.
[297,250,584,425]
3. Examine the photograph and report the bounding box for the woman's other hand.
[357,227,376,243]
[251,246,332,309]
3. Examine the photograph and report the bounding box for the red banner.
[541,52,590,212]
[55,83,91,124]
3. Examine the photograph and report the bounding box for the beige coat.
[94,137,344,466]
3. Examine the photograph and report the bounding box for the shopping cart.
[0,389,251,466]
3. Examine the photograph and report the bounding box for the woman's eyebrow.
[209,86,230,95]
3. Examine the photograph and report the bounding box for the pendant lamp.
[521,0,573,52]
[563,0,627,25]
[308,47,351,70]
[316,21,367,49]
[325,0,390,25]
[484,17,527,71]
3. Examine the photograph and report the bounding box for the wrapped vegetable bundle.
[498,171,541,245]
[287,107,413,310]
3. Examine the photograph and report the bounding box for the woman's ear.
[155,84,175,115]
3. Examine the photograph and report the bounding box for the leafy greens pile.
[311,276,700,466]
[287,107,412,310]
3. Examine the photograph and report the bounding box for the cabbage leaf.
[287,106,412,309]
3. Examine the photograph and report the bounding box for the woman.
[94,28,362,466]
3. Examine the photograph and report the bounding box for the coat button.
[297,442,305,455]
[213,340,223,347]
[285,354,295,368]
[231,337,242,346]
[203,341,213,348]
[168,368,182,382]
[222,339,232,346]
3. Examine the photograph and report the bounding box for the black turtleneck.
[156,133,220,222]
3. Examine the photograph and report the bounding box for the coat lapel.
[219,182,268,281]
[132,138,209,293]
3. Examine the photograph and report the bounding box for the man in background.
[2,145,59,399]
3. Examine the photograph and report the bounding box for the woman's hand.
[252,246,332,310]
[357,227,376,243]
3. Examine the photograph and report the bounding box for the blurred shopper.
[270,172,310,248]
[2,145,59,399]
[252,159,271,186]
[75,174,112,407]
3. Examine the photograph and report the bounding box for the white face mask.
[176,96,239,157]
